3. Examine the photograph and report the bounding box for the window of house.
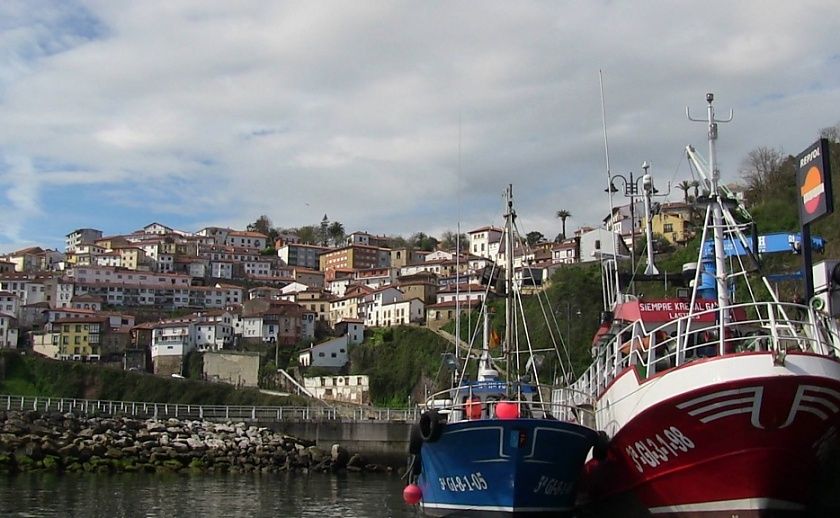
[595,240,601,250]
[664,223,674,233]
[318,352,325,357]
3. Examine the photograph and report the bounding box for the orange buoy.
[403,483,422,505]
[495,401,520,419]
[465,397,482,420]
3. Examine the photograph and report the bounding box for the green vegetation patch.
[349,326,449,407]
[0,351,304,406]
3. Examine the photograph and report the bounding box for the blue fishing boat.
[403,186,600,516]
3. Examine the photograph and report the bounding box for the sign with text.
[796,138,833,225]
[637,299,718,322]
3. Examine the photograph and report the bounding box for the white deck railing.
[0,394,421,423]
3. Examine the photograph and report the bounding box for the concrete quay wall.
[260,420,412,466]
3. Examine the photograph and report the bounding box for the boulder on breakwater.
[0,410,386,475]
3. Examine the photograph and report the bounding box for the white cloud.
[0,0,838,248]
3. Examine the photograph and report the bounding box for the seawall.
[261,420,412,466]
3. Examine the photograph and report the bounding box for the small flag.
[490,329,501,348]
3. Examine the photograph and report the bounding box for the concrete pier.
[263,420,412,466]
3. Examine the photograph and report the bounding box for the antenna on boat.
[455,113,462,365]
[686,93,734,326]
[640,161,670,275]
[599,70,621,310]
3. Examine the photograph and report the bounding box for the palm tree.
[555,210,572,240]
[677,180,692,204]
[691,180,701,200]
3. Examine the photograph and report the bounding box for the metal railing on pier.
[0,394,421,423]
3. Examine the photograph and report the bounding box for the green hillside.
[349,326,451,407]
[0,351,300,406]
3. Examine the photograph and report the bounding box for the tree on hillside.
[676,181,692,203]
[525,231,545,246]
[739,146,787,204]
[385,235,409,249]
[411,232,439,251]
[247,215,278,241]
[440,231,468,252]
[295,225,319,245]
[327,221,345,246]
[555,210,572,240]
[820,123,840,143]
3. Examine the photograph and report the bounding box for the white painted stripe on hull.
[422,502,571,512]
[648,498,805,514]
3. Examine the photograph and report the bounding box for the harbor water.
[0,472,419,518]
[3,471,839,517]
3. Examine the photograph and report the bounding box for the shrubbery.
[0,351,300,406]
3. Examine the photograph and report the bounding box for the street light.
[607,164,670,288]
[606,172,644,290]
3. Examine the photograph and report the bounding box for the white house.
[361,286,404,327]
[192,311,234,351]
[424,250,454,262]
[336,319,365,344]
[0,291,19,319]
[211,261,233,279]
[157,253,174,273]
[150,320,193,375]
[243,260,272,277]
[280,282,310,296]
[579,227,630,263]
[326,277,353,297]
[66,228,103,253]
[298,335,349,369]
[552,239,579,264]
[369,298,425,327]
[303,375,370,405]
[225,231,267,250]
[435,283,486,305]
[143,222,175,235]
[0,313,18,348]
[468,226,503,259]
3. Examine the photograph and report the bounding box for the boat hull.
[580,353,840,517]
[416,418,596,516]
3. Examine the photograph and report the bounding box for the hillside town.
[0,201,694,386]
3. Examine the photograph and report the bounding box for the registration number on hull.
[625,426,695,473]
[438,472,488,492]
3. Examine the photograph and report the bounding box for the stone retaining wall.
[0,410,386,475]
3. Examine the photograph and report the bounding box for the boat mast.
[504,185,516,390]
[688,93,733,323]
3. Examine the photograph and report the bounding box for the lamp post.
[607,166,671,289]
[606,172,644,292]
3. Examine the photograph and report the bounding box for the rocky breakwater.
[0,410,387,475]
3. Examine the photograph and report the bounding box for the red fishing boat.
[556,94,840,516]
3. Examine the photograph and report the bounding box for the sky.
[1,1,839,252]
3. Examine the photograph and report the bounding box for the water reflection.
[0,472,419,518]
